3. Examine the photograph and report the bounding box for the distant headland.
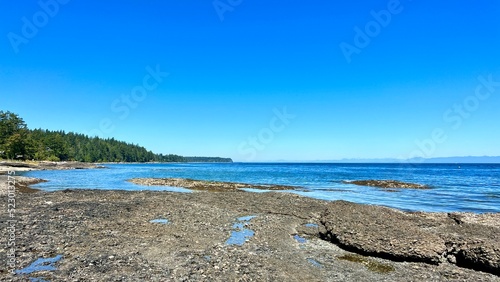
[0,110,231,163]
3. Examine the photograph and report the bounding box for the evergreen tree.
[0,111,29,159]
[0,110,231,163]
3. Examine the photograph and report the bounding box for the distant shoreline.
[3,160,499,172]
[0,160,235,173]
[0,160,102,173]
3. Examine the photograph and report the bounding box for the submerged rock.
[343,180,430,189]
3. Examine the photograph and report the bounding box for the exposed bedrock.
[343,180,430,189]
[319,201,500,276]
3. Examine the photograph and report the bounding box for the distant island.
[316,156,500,164]
[264,157,500,164]
[0,110,232,163]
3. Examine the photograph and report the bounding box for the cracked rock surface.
[320,201,500,276]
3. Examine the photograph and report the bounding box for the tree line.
[0,111,232,163]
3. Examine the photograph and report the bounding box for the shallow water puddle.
[239,188,272,193]
[304,223,319,228]
[29,277,50,282]
[293,234,307,243]
[150,218,169,224]
[225,215,257,246]
[338,254,395,273]
[307,258,323,268]
[16,254,63,275]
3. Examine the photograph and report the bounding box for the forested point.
[0,111,232,163]
[183,157,233,163]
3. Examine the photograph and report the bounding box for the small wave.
[152,168,184,172]
[485,193,500,199]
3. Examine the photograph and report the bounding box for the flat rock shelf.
[343,180,430,190]
[128,177,301,192]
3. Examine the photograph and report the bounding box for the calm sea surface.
[21,163,500,213]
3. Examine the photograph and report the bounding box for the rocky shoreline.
[0,178,499,281]
[128,178,301,192]
[0,161,103,194]
[0,175,47,195]
[0,161,103,174]
[320,201,500,274]
[343,180,430,190]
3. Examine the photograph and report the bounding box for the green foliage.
[0,110,232,163]
[0,110,185,162]
[0,111,28,159]
[184,156,233,163]
[20,129,186,162]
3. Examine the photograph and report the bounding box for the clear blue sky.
[1,1,499,161]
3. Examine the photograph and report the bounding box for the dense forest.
[0,111,232,163]
[183,157,233,163]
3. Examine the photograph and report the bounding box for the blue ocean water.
[21,163,500,213]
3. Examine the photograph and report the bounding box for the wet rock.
[0,175,46,194]
[0,160,102,172]
[343,180,430,189]
[128,178,300,192]
[338,254,395,273]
